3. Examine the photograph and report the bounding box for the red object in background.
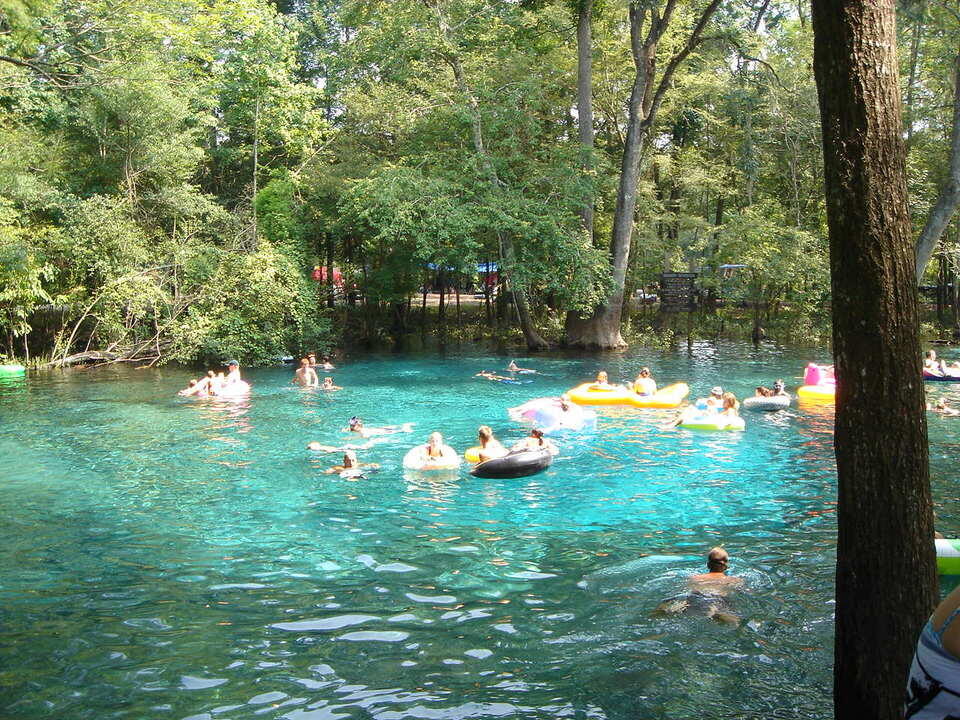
[312,266,344,286]
[484,271,498,288]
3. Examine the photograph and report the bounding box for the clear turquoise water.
[1,344,958,720]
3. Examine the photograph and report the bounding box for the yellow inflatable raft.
[797,384,835,403]
[567,381,689,409]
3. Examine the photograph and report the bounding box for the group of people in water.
[178,360,246,397]
[292,353,340,390]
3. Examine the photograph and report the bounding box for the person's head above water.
[722,392,738,410]
[343,450,357,467]
[300,357,310,367]
[477,425,494,445]
[706,547,730,573]
[711,386,723,398]
[927,350,937,360]
[638,367,651,378]
[348,416,362,430]
[596,371,608,383]
[528,428,545,445]
[773,378,785,392]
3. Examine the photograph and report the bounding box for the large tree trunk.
[564,0,721,349]
[915,51,960,282]
[811,2,937,719]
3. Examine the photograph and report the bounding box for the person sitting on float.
[632,367,657,396]
[178,378,208,397]
[773,379,787,396]
[924,350,944,376]
[511,428,559,455]
[324,450,378,476]
[475,425,508,462]
[704,386,724,410]
[720,392,740,417]
[591,371,612,389]
[421,431,458,463]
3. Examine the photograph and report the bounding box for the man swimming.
[654,547,743,625]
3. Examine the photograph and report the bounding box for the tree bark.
[811,2,937,719]
[915,51,960,282]
[564,0,721,349]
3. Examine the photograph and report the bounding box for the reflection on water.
[0,346,951,719]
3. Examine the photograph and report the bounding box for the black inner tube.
[471,448,553,479]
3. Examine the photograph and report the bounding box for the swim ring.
[924,371,960,382]
[403,444,460,472]
[937,538,960,575]
[508,397,597,433]
[566,382,689,409]
[742,394,791,411]
[471,448,553,479]
[464,445,508,463]
[678,411,745,431]
[214,381,251,399]
[797,384,835,402]
[0,364,26,375]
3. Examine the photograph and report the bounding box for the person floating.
[632,367,657,396]
[476,370,512,382]
[705,386,724,410]
[506,360,534,373]
[654,547,743,626]
[324,450,379,477]
[904,583,960,718]
[720,392,740,418]
[293,357,319,387]
[402,432,460,470]
[344,416,414,438]
[930,398,960,417]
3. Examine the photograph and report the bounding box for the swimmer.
[320,355,336,370]
[292,357,319,387]
[511,428,558,455]
[320,377,342,391]
[632,367,657,396]
[931,398,960,417]
[178,378,209,397]
[224,360,242,385]
[475,425,508,462]
[476,370,512,382]
[506,360,534,373]
[324,450,379,477]
[654,547,743,626]
[345,416,414,438]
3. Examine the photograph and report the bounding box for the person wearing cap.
[224,360,243,386]
[705,386,724,410]
[293,357,319,387]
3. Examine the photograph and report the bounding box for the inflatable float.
[0,364,26,375]
[742,394,791,411]
[937,538,960,575]
[403,445,460,472]
[924,371,960,382]
[797,384,835,403]
[566,382,689,409]
[470,448,553,479]
[464,445,509,463]
[678,411,745,431]
[213,381,251,399]
[508,397,597,434]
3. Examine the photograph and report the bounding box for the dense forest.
[0,0,957,363]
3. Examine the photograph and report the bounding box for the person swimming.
[476,370,512,382]
[345,417,414,438]
[632,367,657,396]
[506,360,534,373]
[654,547,743,626]
[324,450,379,477]
[321,377,342,391]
